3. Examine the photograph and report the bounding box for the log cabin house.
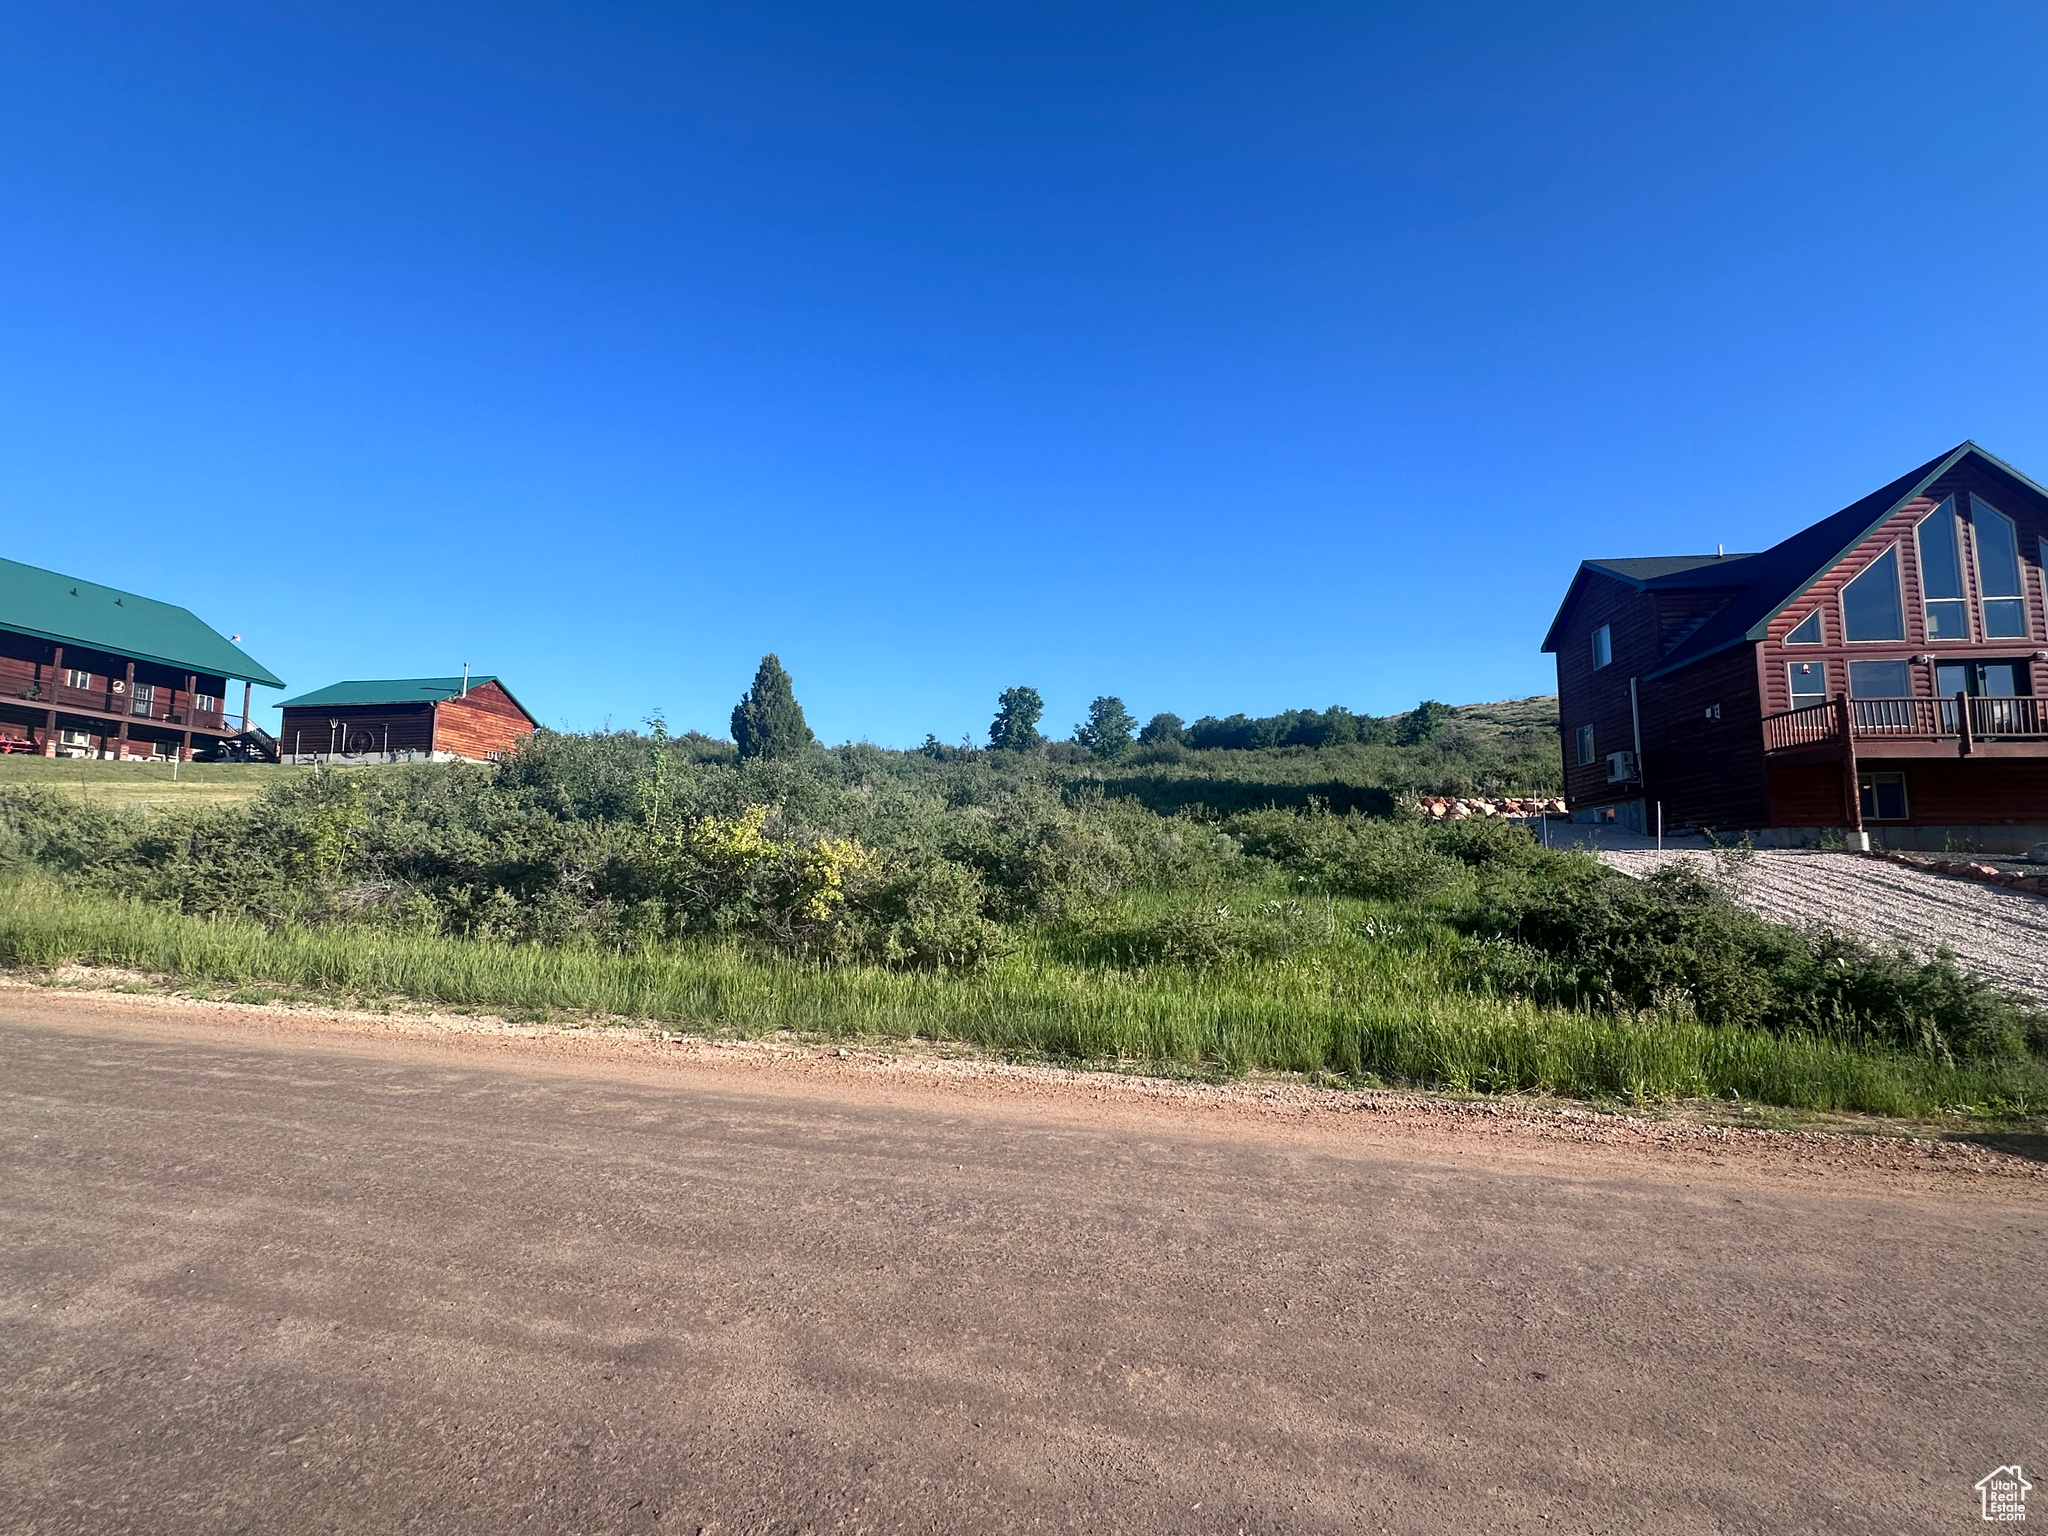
[276,676,536,763]
[0,556,283,760]
[1542,442,2048,852]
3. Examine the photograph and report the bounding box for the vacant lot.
[1601,848,2048,1004]
[2,992,2041,1534]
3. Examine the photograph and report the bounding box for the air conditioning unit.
[1606,750,1638,784]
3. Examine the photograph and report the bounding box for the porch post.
[1956,691,1973,758]
[42,645,62,755]
[117,661,135,760]
[1836,692,1864,840]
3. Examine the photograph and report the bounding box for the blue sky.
[4,2,2046,745]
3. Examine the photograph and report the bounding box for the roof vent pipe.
[1717,543,1724,557]
[461,663,469,698]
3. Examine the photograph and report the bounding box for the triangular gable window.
[1785,611,1822,645]
[1841,545,1905,641]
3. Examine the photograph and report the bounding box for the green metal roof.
[0,556,284,687]
[278,676,503,708]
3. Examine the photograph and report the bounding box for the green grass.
[0,756,313,811]
[3,876,2041,1120]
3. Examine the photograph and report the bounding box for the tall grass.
[2,877,2040,1118]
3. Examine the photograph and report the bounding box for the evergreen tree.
[731,654,814,760]
[1138,712,1185,745]
[1075,696,1137,760]
[1399,699,1454,744]
[988,686,1045,752]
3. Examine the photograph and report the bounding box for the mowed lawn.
[0,757,312,812]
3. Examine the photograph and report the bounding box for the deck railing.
[1763,694,2047,751]
[1761,700,1843,752]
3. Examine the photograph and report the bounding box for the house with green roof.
[0,556,283,760]
[276,675,536,762]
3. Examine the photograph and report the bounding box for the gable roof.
[1543,442,2048,678]
[0,556,285,688]
[278,675,535,722]
[1539,553,1753,653]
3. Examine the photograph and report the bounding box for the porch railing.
[1762,694,2048,751]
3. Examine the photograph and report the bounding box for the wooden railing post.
[1957,690,1973,758]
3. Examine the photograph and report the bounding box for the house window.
[1915,498,1969,640]
[1857,772,1909,822]
[1590,625,1612,669]
[1785,611,1823,645]
[1703,703,1721,720]
[1841,546,1905,641]
[1575,724,1596,766]
[1972,496,2028,638]
[1788,661,1828,709]
[130,682,156,717]
[64,668,93,689]
[196,692,220,714]
[1848,660,1911,697]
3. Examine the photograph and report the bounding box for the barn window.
[1788,661,1828,709]
[64,668,93,689]
[1972,496,2028,638]
[1784,611,1822,645]
[1857,772,1909,822]
[1848,659,1911,698]
[1590,624,1612,669]
[129,683,156,717]
[1841,545,1905,641]
[1575,724,1596,765]
[1915,498,1968,641]
[196,692,219,713]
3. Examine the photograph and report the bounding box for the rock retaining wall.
[1866,850,2048,896]
[1413,796,1566,821]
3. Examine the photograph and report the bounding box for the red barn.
[1543,442,2047,851]
[276,676,537,763]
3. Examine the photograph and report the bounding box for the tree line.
[721,654,1459,764]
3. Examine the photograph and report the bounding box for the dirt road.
[3,995,2042,1535]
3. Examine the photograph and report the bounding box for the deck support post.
[1836,692,1866,848]
[1957,691,1973,758]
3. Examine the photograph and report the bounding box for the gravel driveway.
[1600,847,2048,1003]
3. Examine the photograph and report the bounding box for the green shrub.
[1464,861,2044,1062]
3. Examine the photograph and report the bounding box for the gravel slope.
[1600,848,2048,1002]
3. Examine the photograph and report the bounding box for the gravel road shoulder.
[1600,846,2048,1002]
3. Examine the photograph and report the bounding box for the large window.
[1841,545,1905,641]
[1590,624,1612,669]
[1915,497,1968,640]
[1788,661,1829,709]
[1575,724,1596,766]
[1858,772,1909,822]
[1972,496,2028,638]
[1848,659,1912,697]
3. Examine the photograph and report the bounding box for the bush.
[1464,861,2045,1062]
[1229,806,1464,901]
